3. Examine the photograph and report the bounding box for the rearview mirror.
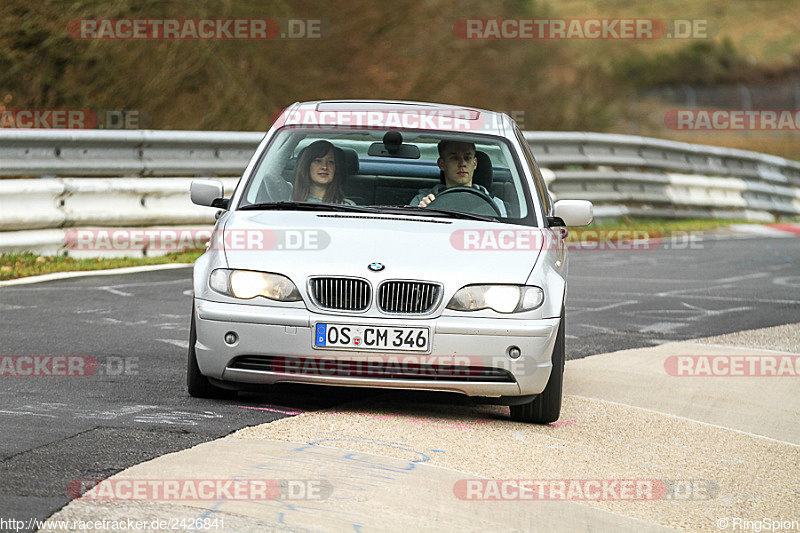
[191,179,225,207]
[367,142,420,158]
[367,130,421,158]
[552,200,593,227]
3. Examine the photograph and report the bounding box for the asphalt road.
[0,235,798,529]
[566,235,800,358]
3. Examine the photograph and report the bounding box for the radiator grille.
[378,281,440,314]
[309,277,371,311]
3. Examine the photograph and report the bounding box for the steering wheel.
[426,186,503,217]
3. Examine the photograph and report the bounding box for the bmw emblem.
[368,262,385,272]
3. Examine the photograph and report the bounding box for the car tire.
[509,307,564,424]
[187,305,236,399]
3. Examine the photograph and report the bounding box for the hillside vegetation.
[0,0,798,157]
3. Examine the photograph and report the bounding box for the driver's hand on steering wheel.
[418,194,436,207]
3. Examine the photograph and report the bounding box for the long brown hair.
[291,140,346,203]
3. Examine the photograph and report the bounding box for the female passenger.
[290,140,354,204]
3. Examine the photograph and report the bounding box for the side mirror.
[552,200,593,227]
[191,179,225,207]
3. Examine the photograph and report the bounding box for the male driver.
[409,140,507,216]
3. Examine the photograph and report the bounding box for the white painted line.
[626,303,751,322]
[0,278,190,292]
[568,394,800,448]
[570,276,696,284]
[158,339,189,349]
[0,410,58,418]
[654,273,769,297]
[578,324,619,334]
[568,296,620,301]
[645,339,675,345]
[0,263,194,287]
[73,308,111,314]
[728,224,797,237]
[688,303,751,317]
[773,276,800,288]
[0,303,33,310]
[714,272,771,284]
[640,322,687,334]
[581,300,638,313]
[98,287,132,297]
[587,290,800,305]
[99,317,148,326]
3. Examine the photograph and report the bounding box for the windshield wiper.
[239,201,380,213]
[239,201,498,222]
[380,205,499,222]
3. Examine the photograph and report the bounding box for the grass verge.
[0,218,792,281]
[0,250,204,281]
[587,217,756,233]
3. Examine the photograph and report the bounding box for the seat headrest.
[473,151,493,189]
[336,147,359,176]
[439,150,493,189]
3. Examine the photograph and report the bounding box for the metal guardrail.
[0,129,262,177]
[525,132,800,220]
[0,129,798,255]
[0,178,240,232]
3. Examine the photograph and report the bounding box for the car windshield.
[238,128,535,224]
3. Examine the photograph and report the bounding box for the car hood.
[221,211,543,287]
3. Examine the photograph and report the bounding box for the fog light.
[224,332,238,345]
[508,346,521,359]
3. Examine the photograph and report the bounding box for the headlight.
[446,285,544,313]
[209,269,301,301]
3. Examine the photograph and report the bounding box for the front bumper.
[193,298,560,397]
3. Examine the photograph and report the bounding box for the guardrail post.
[683,85,697,108]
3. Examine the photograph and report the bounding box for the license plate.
[314,323,430,352]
